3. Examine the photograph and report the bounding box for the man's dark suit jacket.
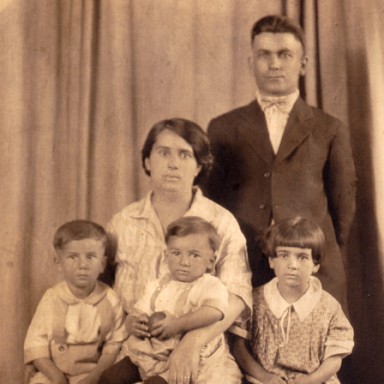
[204,98,356,304]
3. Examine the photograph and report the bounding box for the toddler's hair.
[263,217,325,265]
[165,216,220,253]
[53,220,108,250]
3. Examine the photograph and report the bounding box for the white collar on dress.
[264,276,322,321]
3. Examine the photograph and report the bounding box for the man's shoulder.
[209,101,258,127]
[295,98,345,127]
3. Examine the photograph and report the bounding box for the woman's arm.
[233,337,286,384]
[165,292,245,384]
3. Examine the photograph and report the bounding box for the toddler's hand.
[125,313,150,338]
[149,311,179,339]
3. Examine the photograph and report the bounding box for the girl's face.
[144,129,201,194]
[269,246,320,293]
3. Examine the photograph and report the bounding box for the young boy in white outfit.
[99,216,242,384]
[24,220,127,384]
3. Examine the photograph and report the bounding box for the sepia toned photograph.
[0,1,383,383]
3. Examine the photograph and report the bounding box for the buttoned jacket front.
[205,98,356,297]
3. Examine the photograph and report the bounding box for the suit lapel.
[275,98,314,164]
[239,101,275,164]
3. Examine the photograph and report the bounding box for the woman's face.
[144,129,201,194]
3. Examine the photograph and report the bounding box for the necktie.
[260,96,291,113]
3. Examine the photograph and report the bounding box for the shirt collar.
[57,281,108,305]
[131,187,214,220]
[264,276,322,321]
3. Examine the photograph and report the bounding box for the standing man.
[204,15,356,308]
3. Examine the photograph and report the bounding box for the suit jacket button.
[263,171,271,178]
[259,204,266,209]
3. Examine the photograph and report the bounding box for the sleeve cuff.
[324,339,354,360]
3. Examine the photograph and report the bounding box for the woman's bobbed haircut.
[262,217,325,265]
[141,118,213,185]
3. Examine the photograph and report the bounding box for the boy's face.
[165,233,215,283]
[55,238,106,297]
[269,246,320,292]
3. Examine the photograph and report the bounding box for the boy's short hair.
[251,14,305,51]
[263,217,325,265]
[53,220,108,250]
[141,118,213,185]
[165,216,220,253]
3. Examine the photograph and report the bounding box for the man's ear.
[300,55,308,76]
[248,56,254,75]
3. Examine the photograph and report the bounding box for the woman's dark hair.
[262,217,325,265]
[251,15,305,51]
[141,118,213,185]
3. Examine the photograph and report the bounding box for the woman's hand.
[125,313,150,338]
[150,311,180,340]
[166,335,201,384]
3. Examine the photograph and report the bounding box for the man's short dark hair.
[251,15,305,50]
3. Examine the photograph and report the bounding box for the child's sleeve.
[194,275,228,318]
[101,290,128,355]
[24,289,54,364]
[324,300,354,360]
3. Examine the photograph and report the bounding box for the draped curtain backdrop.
[1,1,383,383]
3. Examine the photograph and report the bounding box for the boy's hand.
[125,313,150,338]
[150,311,180,339]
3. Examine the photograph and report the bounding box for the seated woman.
[101,118,252,384]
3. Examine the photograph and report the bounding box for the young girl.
[99,216,243,384]
[24,220,127,384]
[234,217,354,384]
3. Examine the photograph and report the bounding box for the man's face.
[250,32,307,96]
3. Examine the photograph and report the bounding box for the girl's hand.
[263,372,287,384]
[287,374,310,384]
[125,313,150,338]
[150,311,179,340]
